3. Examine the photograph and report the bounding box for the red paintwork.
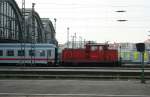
[61,43,119,65]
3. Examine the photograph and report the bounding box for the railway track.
[0,67,150,71]
[0,68,150,80]
[0,63,150,69]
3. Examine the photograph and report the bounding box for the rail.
[0,68,150,80]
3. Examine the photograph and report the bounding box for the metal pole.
[22,0,26,66]
[84,39,86,47]
[120,45,122,65]
[71,36,75,49]
[74,33,76,48]
[31,3,35,66]
[141,52,145,83]
[67,27,69,48]
[79,36,82,48]
[80,37,82,48]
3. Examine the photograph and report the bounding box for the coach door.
[47,50,51,63]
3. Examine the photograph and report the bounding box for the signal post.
[136,43,146,84]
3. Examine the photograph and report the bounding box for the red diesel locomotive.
[61,43,120,66]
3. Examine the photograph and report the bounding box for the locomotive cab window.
[7,50,14,56]
[99,46,103,50]
[91,46,98,51]
[18,50,25,56]
[0,50,3,56]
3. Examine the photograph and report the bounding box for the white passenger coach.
[0,43,56,66]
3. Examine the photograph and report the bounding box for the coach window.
[0,50,3,56]
[29,50,35,56]
[18,50,25,56]
[40,50,45,56]
[47,50,51,56]
[7,50,14,56]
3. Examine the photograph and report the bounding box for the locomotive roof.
[86,43,109,46]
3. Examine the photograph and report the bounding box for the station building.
[0,0,58,45]
[0,0,23,43]
[42,18,58,45]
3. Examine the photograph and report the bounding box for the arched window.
[0,1,20,41]
[25,11,44,43]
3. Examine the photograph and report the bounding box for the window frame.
[29,50,36,56]
[18,50,25,56]
[0,50,3,56]
[6,50,14,56]
[47,50,51,57]
[39,50,45,57]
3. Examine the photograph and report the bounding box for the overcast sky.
[15,0,150,44]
